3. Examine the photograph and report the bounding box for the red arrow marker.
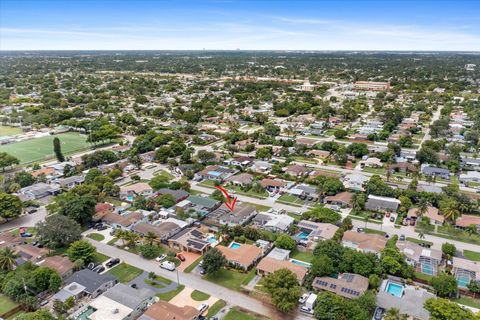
[214,185,237,212]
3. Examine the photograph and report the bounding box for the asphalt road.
[0,206,46,232]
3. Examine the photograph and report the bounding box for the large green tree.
[430,273,458,297]
[0,192,22,220]
[424,298,477,320]
[264,268,301,313]
[67,240,97,263]
[58,195,96,225]
[202,248,226,275]
[36,214,82,248]
[0,152,19,171]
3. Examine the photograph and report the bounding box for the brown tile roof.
[39,256,74,277]
[132,222,181,239]
[342,231,387,253]
[217,243,263,268]
[455,214,480,228]
[257,257,308,282]
[260,178,287,188]
[142,300,201,320]
[324,192,353,206]
[120,182,152,194]
[226,173,253,184]
[15,244,49,261]
[0,232,23,250]
[102,211,143,228]
[95,203,114,213]
[31,167,55,177]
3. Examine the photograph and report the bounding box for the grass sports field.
[0,125,22,137]
[0,132,89,164]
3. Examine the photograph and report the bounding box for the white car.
[300,306,313,314]
[155,254,167,262]
[298,293,309,304]
[160,261,175,271]
[197,303,209,313]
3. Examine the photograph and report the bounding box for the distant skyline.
[1,0,480,51]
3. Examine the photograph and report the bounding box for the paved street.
[0,207,46,232]
[86,238,311,320]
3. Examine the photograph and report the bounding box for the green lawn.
[93,252,110,263]
[191,290,210,301]
[206,300,226,318]
[0,294,19,314]
[107,263,143,283]
[242,202,271,213]
[414,271,434,283]
[144,279,165,288]
[224,308,263,320]
[156,285,185,301]
[154,170,174,181]
[452,296,480,309]
[406,237,433,246]
[464,250,480,261]
[0,125,21,137]
[0,132,89,164]
[362,167,386,175]
[365,228,386,236]
[276,194,304,206]
[200,180,268,199]
[87,233,105,241]
[204,268,256,291]
[290,249,313,263]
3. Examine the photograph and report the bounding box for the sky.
[1,0,480,51]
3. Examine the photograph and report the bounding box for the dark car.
[106,258,120,268]
[373,307,385,320]
[93,266,105,274]
[130,283,137,289]
[419,242,431,248]
[390,216,395,222]
[96,224,108,231]
[198,266,206,275]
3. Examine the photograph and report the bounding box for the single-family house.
[324,192,353,208]
[157,188,190,203]
[38,255,75,278]
[168,227,211,254]
[257,256,308,284]
[53,175,85,189]
[17,182,61,200]
[407,206,444,225]
[59,269,118,299]
[132,222,183,242]
[204,203,257,228]
[421,164,450,180]
[460,171,480,185]
[138,300,202,320]
[283,164,310,177]
[452,257,480,288]
[225,173,254,187]
[342,173,369,191]
[217,242,263,270]
[252,213,294,232]
[396,240,442,276]
[365,195,401,212]
[194,165,237,182]
[312,273,369,299]
[342,231,387,256]
[87,283,156,320]
[260,178,287,191]
[455,214,480,232]
[120,183,153,201]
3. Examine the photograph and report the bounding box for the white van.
[160,261,176,271]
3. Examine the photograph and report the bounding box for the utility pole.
[176,268,180,285]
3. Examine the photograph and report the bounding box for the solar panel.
[330,284,337,289]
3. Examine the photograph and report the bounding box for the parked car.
[130,283,137,289]
[300,306,313,314]
[298,293,310,304]
[197,303,209,313]
[156,254,167,262]
[419,242,431,248]
[399,234,406,241]
[198,266,206,275]
[389,216,395,222]
[93,266,105,273]
[96,224,108,231]
[177,254,186,262]
[356,227,364,233]
[160,261,176,271]
[106,258,120,268]
[373,307,385,320]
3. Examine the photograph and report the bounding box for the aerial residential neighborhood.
[1,1,480,320]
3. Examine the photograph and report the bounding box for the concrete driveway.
[169,286,218,312]
[177,251,201,272]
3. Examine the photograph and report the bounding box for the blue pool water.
[229,242,241,249]
[207,236,217,243]
[421,263,434,275]
[297,232,310,240]
[127,195,134,202]
[386,282,404,297]
[290,259,311,268]
[457,276,471,288]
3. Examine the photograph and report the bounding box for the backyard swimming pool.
[385,282,404,298]
[421,263,434,275]
[229,242,241,249]
[207,235,217,243]
[290,259,311,268]
[297,232,310,240]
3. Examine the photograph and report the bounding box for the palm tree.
[144,232,158,245]
[440,199,461,222]
[466,224,478,237]
[383,308,408,320]
[417,199,430,220]
[125,231,140,247]
[115,229,127,246]
[0,247,18,271]
[418,230,425,240]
